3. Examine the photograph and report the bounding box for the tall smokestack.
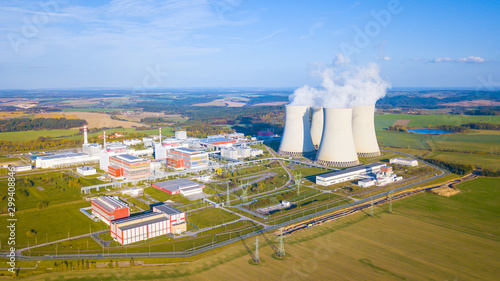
[103,131,107,150]
[83,125,88,144]
[316,108,359,167]
[352,105,380,157]
[159,127,162,143]
[310,107,323,149]
[278,105,315,158]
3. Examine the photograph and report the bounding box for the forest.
[0,118,86,132]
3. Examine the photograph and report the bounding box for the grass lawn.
[427,151,500,170]
[374,113,500,131]
[187,208,240,229]
[0,201,105,247]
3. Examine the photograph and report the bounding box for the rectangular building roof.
[37,152,87,160]
[317,163,385,180]
[113,154,145,163]
[153,203,184,216]
[112,212,167,230]
[92,196,128,212]
[153,178,201,193]
[172,147,203,155]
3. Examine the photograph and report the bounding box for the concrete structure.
[83,125,88,144]
[154,143,168,160]
[316,163,385,186]
[123,139,142,146]
[278,105,315,158]
[352,105,380,157]
[152,178,204,196]
[35,152,99,169]
[143,137,154,147]
[316,108,359,167]
[12,164,32,172]
[358,178,376,187]
[108,154,151,179]
[310,107,324,149]
[220,145,263,160]
[121,187,143,197]
[175,130,187,140]
[110,212,169,245]
[167,148,208,169]
[106,142,127,153]
[91,196,129,225]
[82,143,101,156]
[390,157,418,167]
[77,166,96,176]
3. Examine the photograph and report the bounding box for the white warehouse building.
[36,153,99,169]
[390,157,418,167]
[316,163,385,186]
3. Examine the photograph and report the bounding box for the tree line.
[0,118,86,132]
[423,157,474,175]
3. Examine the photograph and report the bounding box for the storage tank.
[310,107,324,149]
[278,105,315,158]
[352,105,380,157]
[316,108,359,167]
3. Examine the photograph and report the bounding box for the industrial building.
[82,143,101,156]
[110,212,169,245]
[220,145,263,160]
[199,137,237,147]
[91,196,130,225]
[390,157,418,167]
[352,105,381,157]
[358,165,403,187]
[35,152,99,169]
[108,154,151,179]
[123,139,142,146]
[152,178,205,196]
[106,142,127,153]
[110,203,186,245]
[152,203,187,234]
[167,148,208,170]
[316,108,359,167]
[315,163,385,186]
[278,105,315,157]
[76,166,96,176]
[12,164,32,172]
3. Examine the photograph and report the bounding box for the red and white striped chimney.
[103,131,107,150]
[83,125,88,144]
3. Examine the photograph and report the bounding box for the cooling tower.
[310,107,323,149]
[316,108,359,167]
[278,105,315,158]
[352,105,380,157]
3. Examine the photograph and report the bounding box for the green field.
[427,151,500,170]
[9,177,498,280]
[0,129,80,142]
[374,113,500,130]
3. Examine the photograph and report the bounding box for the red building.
[199,137,237,147]
[91,196,129,225]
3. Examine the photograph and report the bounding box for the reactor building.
[278,103,380,167]
[278,105,315,158]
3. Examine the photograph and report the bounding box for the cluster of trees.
[141,117,169,124]
[481,168,500,177]
[0,118,86,132]
[183,122,233,138]
[388,125,408,132]
[423,158,474,175]
[0,137,82,153]
[37,201,49,210]
[462,122,500,130]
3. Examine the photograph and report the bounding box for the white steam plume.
[289,54,391,108]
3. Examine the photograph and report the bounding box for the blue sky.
[0,0,498,89]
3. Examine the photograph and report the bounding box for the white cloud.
[377,56,391,61]
[431,56,487,63]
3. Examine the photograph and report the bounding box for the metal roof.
[37,152,87,160]
[172,147,203,154]
[153,203,184,216]
[114,154,144,163]
[153,178,201,193]
[316,163,385,179]
[92,196,128,212]
[112,212,168,231]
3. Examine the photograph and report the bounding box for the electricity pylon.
[254,237,260,263]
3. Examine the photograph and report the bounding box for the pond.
[407,128,453,135]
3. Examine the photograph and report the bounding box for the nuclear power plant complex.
[279,104,380,167]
